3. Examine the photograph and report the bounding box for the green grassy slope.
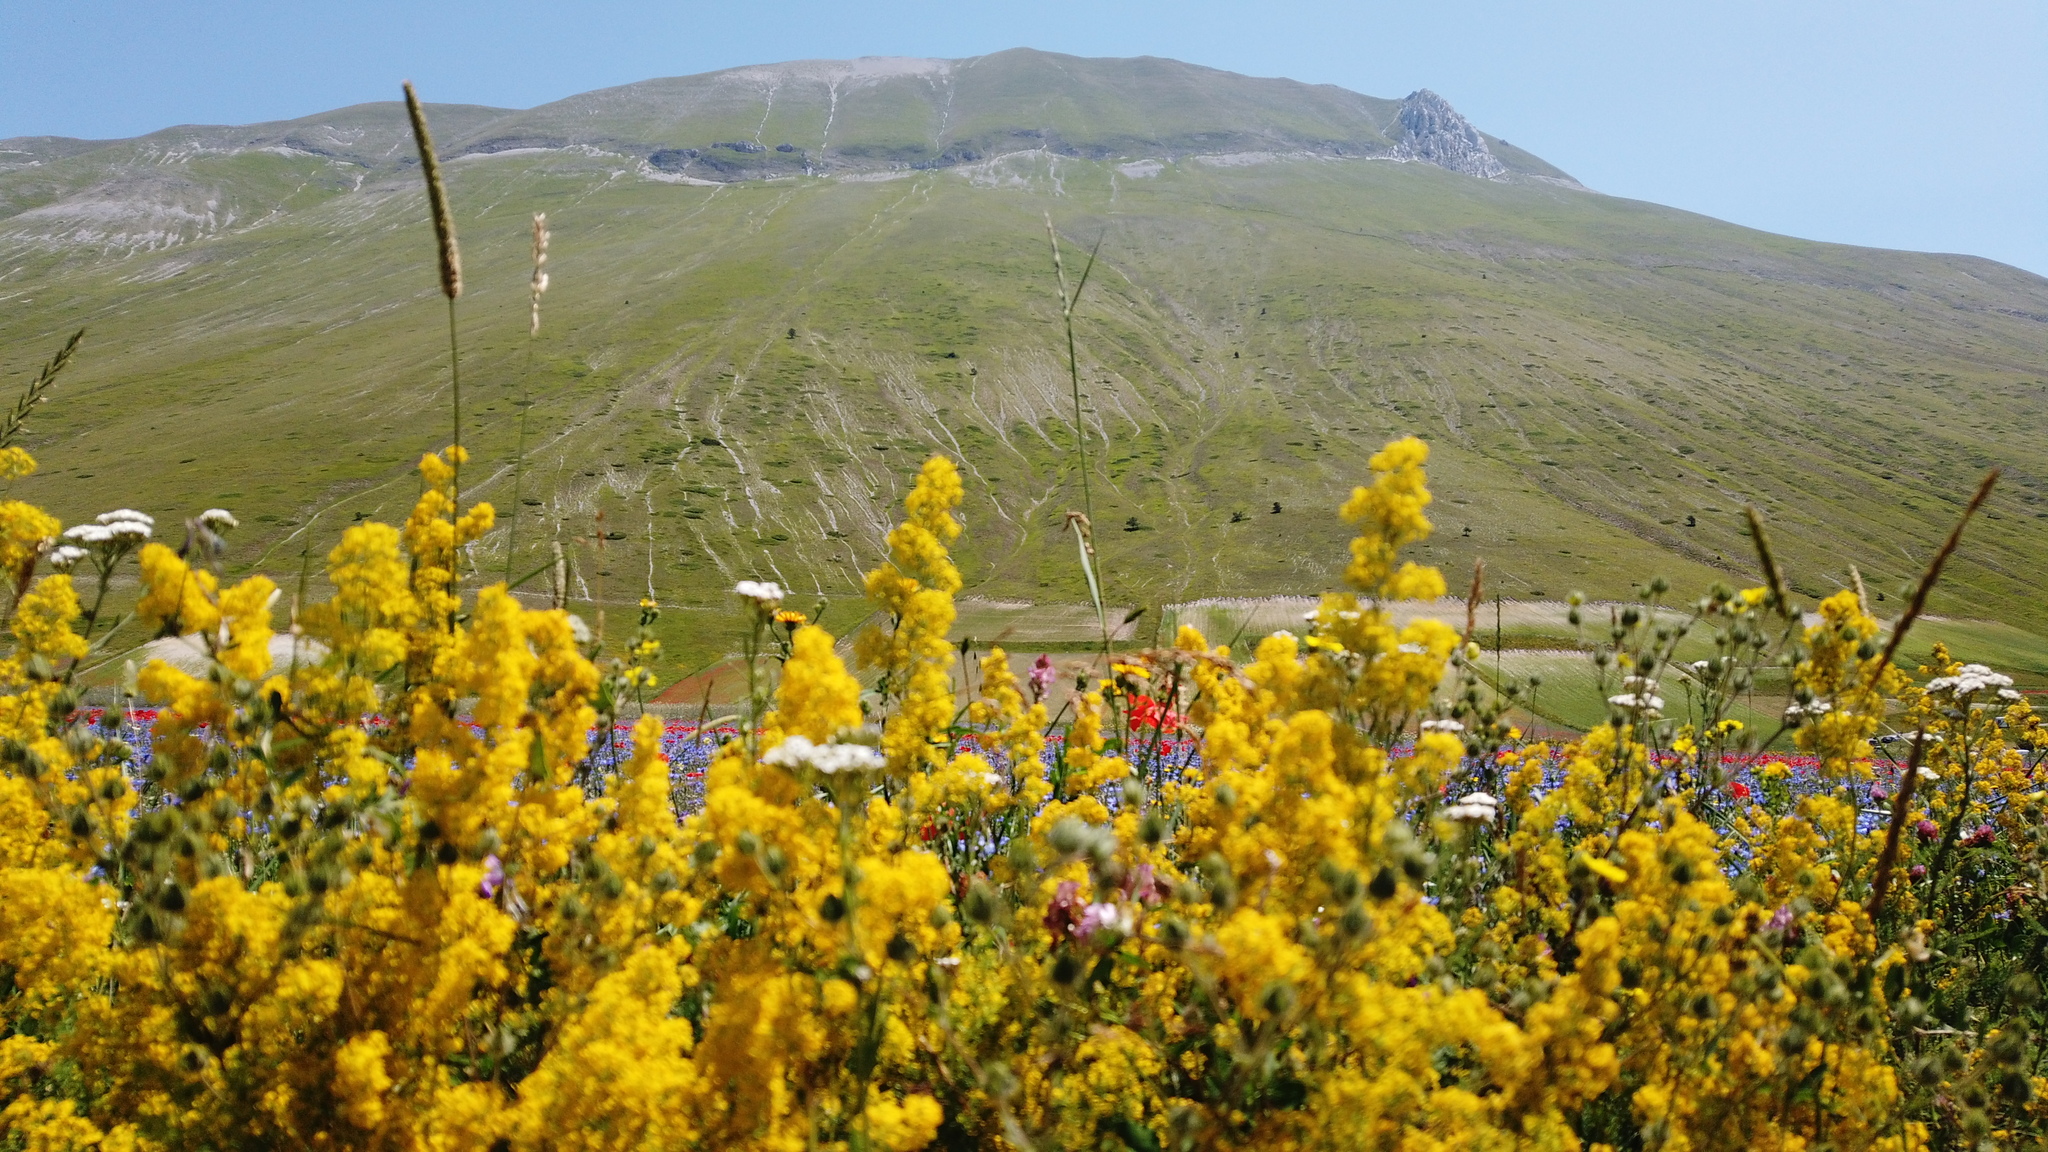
[3,52,2047,675]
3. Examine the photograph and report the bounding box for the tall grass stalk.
[402,82,465,540]
[1,329,84,451]
[507,213,549,581]
[1045,215,1107,656]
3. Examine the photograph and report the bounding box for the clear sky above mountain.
[4,0,2042,275]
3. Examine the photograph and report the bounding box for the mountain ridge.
[1,50,2046,669]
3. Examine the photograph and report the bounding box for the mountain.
[3,48,2047,668]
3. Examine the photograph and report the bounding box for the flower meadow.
[5,94,2048,1152]
[2,430,2046,1152]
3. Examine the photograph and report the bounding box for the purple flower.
[1029,655,1057,703]
[478,854,504,899]
[1767,905,1796,932]
[1869,785,1888,804]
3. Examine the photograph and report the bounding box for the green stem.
[506,340,533,583]
[447,296,462,528]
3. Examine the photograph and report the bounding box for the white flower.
[1608,693,1664,714]
[1916,765,1940,782]
[96,509,154,528]
[1445,792,1499,824]
[61,523,113,544]
[1998,688,2023,702]
[1690,660,1711,673]
[762,734,883,775]
[1337,610,1361,621]
[104,519,151,542]
[934,955,962,970]
[1302,610,1319,622]
[1419,719,1464,733]
[734,579,784,606]
[1926,663,2014,696]
[566,614,594,645]
[46,545,89,570]
[1397,642,1427,655]
[1623,675,1659,692]
[198,508,239,530]
[1074,901,1135,938]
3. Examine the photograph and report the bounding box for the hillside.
[4,48,2048,670]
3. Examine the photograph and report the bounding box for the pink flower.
[1074,902,1129,940]
[1909,864,1927,880]
[1767,905,1796,932]
[1915,819,1939,842]
[1029,654,1057,702]
[478,854,503,899]
[1125,863,1170,906]
[1965,823,1996,848]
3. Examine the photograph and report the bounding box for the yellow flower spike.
[0,498,58,581]
[1340,435,1443,600]
[859,456,964,774]
[772,624,863,743]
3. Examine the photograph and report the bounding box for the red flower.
[1731,781,1752,801]
[1128,694,1183,732]
[919,823,938,842]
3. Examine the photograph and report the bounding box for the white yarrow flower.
[104,519,151,542]
[1419,718,1464,733]
[96,509,154,528]
[1926,663,2014,696]
[1608,693,1665,714]
[198,508,239,530]
[62,523,114,544]
[762,734,882,775]
[1916,765,1940,782]
[1445,792,1499,824]
[734,579,785,606]
[46,545,89,571]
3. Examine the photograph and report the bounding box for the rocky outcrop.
[1394,89,1505,179]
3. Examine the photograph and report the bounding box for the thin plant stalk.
[507,213,549,582]
[2,328,84,450]
[1045,215,1102,524]
[402,82,465,562]
[1046,216,1106,656]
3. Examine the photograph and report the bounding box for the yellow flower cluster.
[2,436,2044,1150]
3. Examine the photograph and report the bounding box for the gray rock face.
[1395,89,1505,179]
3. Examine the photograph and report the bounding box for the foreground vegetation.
[1,418,2045,1148]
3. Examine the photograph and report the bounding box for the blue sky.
[6,0,2044,274]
